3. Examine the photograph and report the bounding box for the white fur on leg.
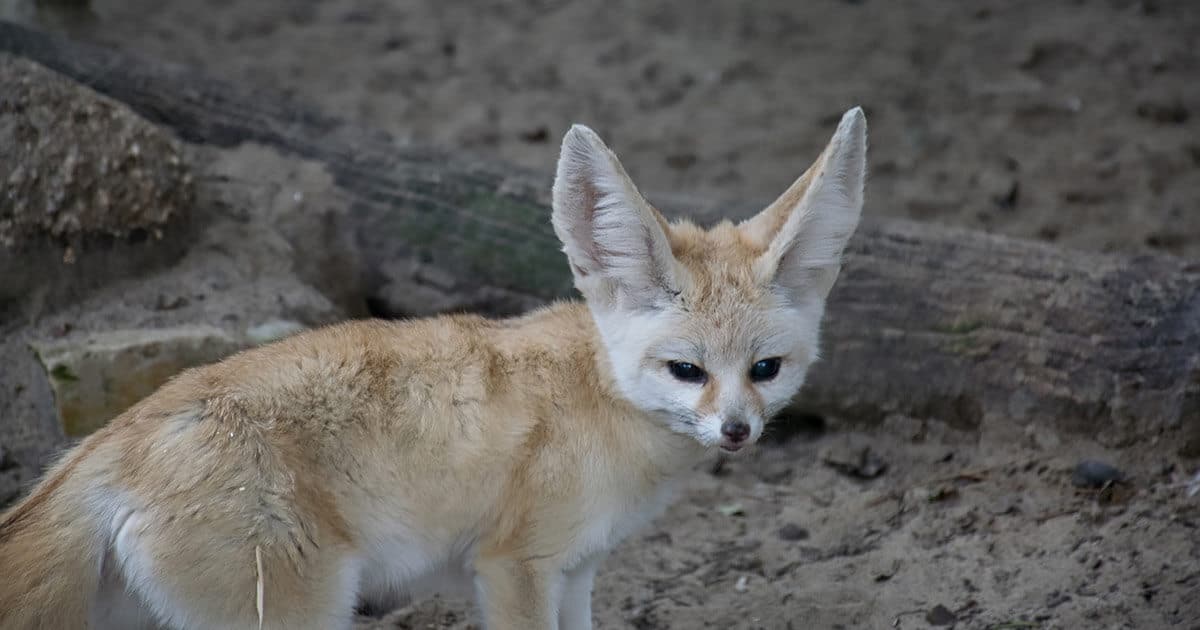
[89,567,162,630]
[558,555,603,630]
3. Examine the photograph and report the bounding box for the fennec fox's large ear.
[552,124,680,310]
[742,107,866,304]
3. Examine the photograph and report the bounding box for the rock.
[30,325,242,436]
[822,444,888,480]
[973,168,1020,211]
[1135,100,1189,125]
[246,319,307,345]
[777,523,810,541]
[0,54,196,322]
[925,604,956,626]
[0,331,69,508]
[1070,459,1126,489]
[0,54,192,246]
[716,503,745,517]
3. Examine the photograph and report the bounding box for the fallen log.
[1,21,1197,448]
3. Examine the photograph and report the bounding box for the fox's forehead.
[667,219,767,265]
[681,307,791,361]
[666,219,769,300]
[647,218,804,362]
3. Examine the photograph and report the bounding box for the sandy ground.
[9,0,1200,628]
[33,0,1200,260]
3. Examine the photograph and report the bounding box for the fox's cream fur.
[0,108,867,630]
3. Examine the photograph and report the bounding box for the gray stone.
[30,326,241,436]
[1070,460,1126,489]
[246,319,307,345]
[0,54,197,323]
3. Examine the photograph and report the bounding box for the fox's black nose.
[721,419,750,443]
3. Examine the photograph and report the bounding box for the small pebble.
[1136,100,1189,125]
[246,319,306,345]
[822,446,888,480]
[925,604,956,626]
[1071,460,1125,488]
[1186,471,1200,498]
[716,503,745,517]
[777,523,810,541]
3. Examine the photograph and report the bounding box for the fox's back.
[78,318,506,537]
[132,305,617,510]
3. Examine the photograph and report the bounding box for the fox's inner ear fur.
[743,107,867,304]
[552,124,680,310]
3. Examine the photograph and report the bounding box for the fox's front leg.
[474,556,562,630]
[558,554,603,630]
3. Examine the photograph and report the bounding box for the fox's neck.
[499,300,709,475]
[496,299,618,392]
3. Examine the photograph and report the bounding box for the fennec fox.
[0,108,866,630]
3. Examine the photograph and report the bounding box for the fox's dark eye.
[667,361,706,383]
[749,358,782,382]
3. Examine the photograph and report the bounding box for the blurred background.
[12,0,1200,255]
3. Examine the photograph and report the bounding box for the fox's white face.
[552,109,866,452]
[588,290,822,452]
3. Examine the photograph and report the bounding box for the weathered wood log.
[2,21,1197,448]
